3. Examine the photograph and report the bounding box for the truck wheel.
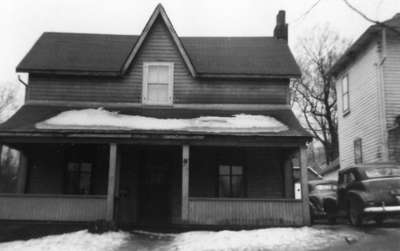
[348,201,363,226]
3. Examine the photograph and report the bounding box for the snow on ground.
[0,230,129,251]
[0,226,366,251]
[35,108,288,133]
[162,227,363,251]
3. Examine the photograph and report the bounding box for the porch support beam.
[106,143,118,222]
[181,144,190,221]
[16,151,28,193]
[299,145,310,225]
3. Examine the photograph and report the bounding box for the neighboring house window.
[142,62,174,105]
[65,162,92,194]
[342,75,350,114]
[354,138,363,164]
[218,165,244,197]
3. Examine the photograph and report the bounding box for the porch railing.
[188,197,304,226]
[0,194,107,222]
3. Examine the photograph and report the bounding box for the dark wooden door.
[139,159,170,224]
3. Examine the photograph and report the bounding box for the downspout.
[17,75,28,87]
[376,28,389,161]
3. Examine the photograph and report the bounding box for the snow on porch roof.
[0,104,311,138]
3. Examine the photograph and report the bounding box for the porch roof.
[0,104,311,139]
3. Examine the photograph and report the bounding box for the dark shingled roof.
[181,37,300,76]
[17,32,139,75]
[17,32,300,77]
[0,105,310,138]
[329,13,400,77]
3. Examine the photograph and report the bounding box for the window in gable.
[342,75,350,115]
[142,62,174,105]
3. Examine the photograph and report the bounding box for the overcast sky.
[1,0,399,86]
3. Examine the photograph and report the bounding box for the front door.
[138,151,171,224]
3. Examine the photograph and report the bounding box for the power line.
[289,0,324,24]
[342,0,400,36]
[342,0,377,23]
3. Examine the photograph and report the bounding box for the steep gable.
[122,4,196,77]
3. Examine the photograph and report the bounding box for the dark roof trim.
[121,4,197,77]
[17,69,122,77]
[328,25,381,77]
[198,73,300,79]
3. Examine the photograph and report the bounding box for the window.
[142,62,174,105]
[354,138,363,164]
[218,165,244,197]
[65,162,92,194]
[344,172,357,185]
[342,75,350,114]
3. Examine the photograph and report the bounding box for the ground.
[0,221,399,251]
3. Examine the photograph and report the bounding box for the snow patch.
[35,108,288,133]
[0,230,128,251]
[165,227,361,251]
[0,227,363,251]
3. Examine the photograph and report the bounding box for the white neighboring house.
[329,14,400,169]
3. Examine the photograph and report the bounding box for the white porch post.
[181,144,190,221]
[106,143,118,222]
[299,145,310,225]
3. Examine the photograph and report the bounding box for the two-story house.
[0,5,311,227]
[329,14,400,170]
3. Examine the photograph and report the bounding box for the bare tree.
[291,26,350,164]
[0,83,22,193]
[0,83,21,122]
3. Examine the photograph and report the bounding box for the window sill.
[141,103,174,108]
[189,197,302,202]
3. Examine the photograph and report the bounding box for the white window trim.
[342,74,350,115]
[142,62,174,105]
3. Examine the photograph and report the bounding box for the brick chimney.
[274,10,288,42]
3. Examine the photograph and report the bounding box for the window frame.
[217,164,245,198]
[65,162,93,195]
[342,74,350,115]
[354,138,363,164]
[142,62,174,105]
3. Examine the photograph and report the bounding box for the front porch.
[0,142,310,227]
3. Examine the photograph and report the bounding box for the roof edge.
[197,73,301,79]
[328,25,381,77]
[15,68,122,77]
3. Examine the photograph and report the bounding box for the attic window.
[142,62,174,105]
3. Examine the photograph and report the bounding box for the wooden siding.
[189,147,289,198]
[187,198,303,226]
[336,41,383,169]
[384,34,400,127]
[26,17,289,105]
[0,194,106,221]
[383,34,400,161]
[25,144,109,195]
